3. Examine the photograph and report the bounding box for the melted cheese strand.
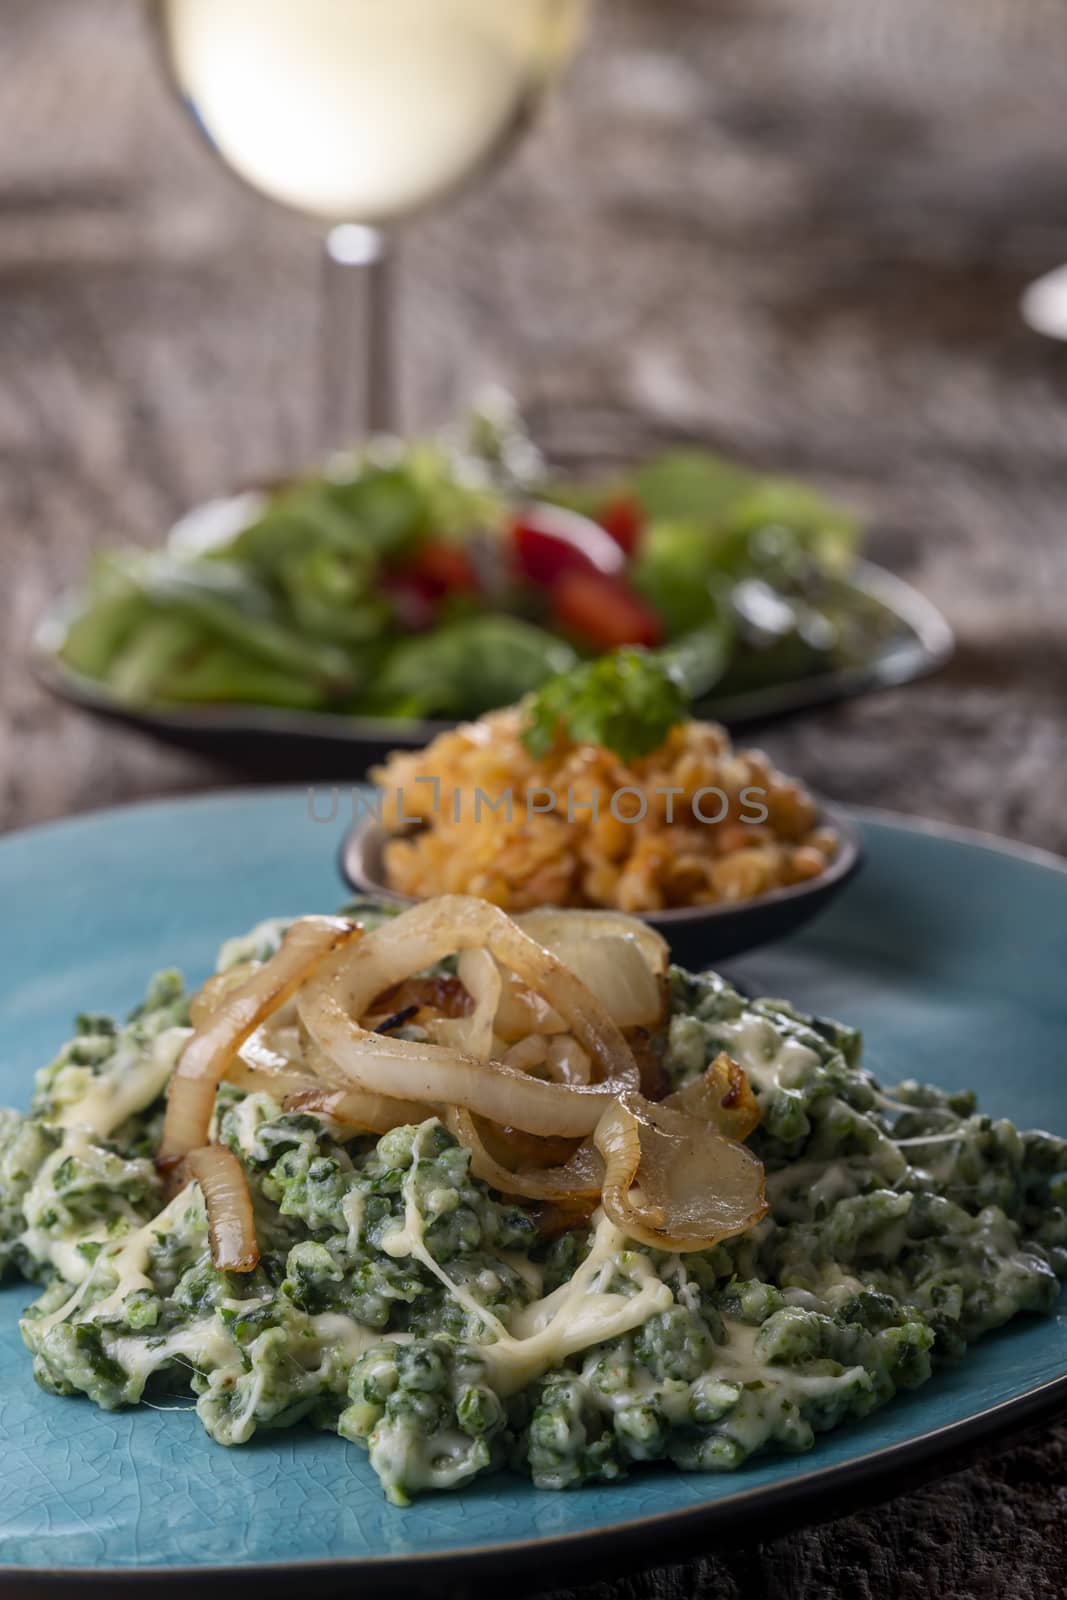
[381,1122,673,1397]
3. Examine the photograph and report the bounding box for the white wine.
[156,0,588,225]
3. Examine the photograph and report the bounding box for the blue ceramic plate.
[1,792,1066,1590]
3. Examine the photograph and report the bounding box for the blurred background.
[2,0,1067,839]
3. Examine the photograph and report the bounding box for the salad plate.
[32,558,952,774]
[1,791,1065,1593]
[31,411,953,774]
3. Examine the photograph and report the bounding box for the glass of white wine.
[150,0,590,444]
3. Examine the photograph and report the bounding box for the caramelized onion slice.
[237,1038,428,1134]
[234,1031,303,1079]
[186,1145,260,1273]
[423,948,500,1060]
[594,1093,766,1252]
[297,897,639,1139]
[364,974,472,1030]
[284,1085,425,1135]
[515,910,669,977]
[515,911,668,1030]
[664,1052,762,1142]
[475,1120,584,1172]
[542,936,665,1029]
[545,1034,593,1085]
[445,1107,603,1201]
[190,963,257,1028]
[302,1008,631,1140]
[160,916,357,1171]
[224,1055,325,1102]
[493,971,567,1043]
[503,1035,549,1073]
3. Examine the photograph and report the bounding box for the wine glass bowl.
[148,0,590,439]
[153,0,588,228]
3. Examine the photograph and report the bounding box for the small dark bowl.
[338,804,864,970]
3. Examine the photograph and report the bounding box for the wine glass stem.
[321,224,396,450]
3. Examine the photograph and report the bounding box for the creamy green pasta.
[2,904,1065,1506]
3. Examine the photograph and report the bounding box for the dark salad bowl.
[32,560,951,778]
[338,803,864,969]
[30,408,953,777]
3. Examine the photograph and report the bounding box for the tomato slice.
[598,495,643,557]
[513,503,626,585]
[382,541,479,629]
[552,570,662,649]
[403,542,479,598]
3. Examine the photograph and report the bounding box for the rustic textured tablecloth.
[2,0,1067,1594]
